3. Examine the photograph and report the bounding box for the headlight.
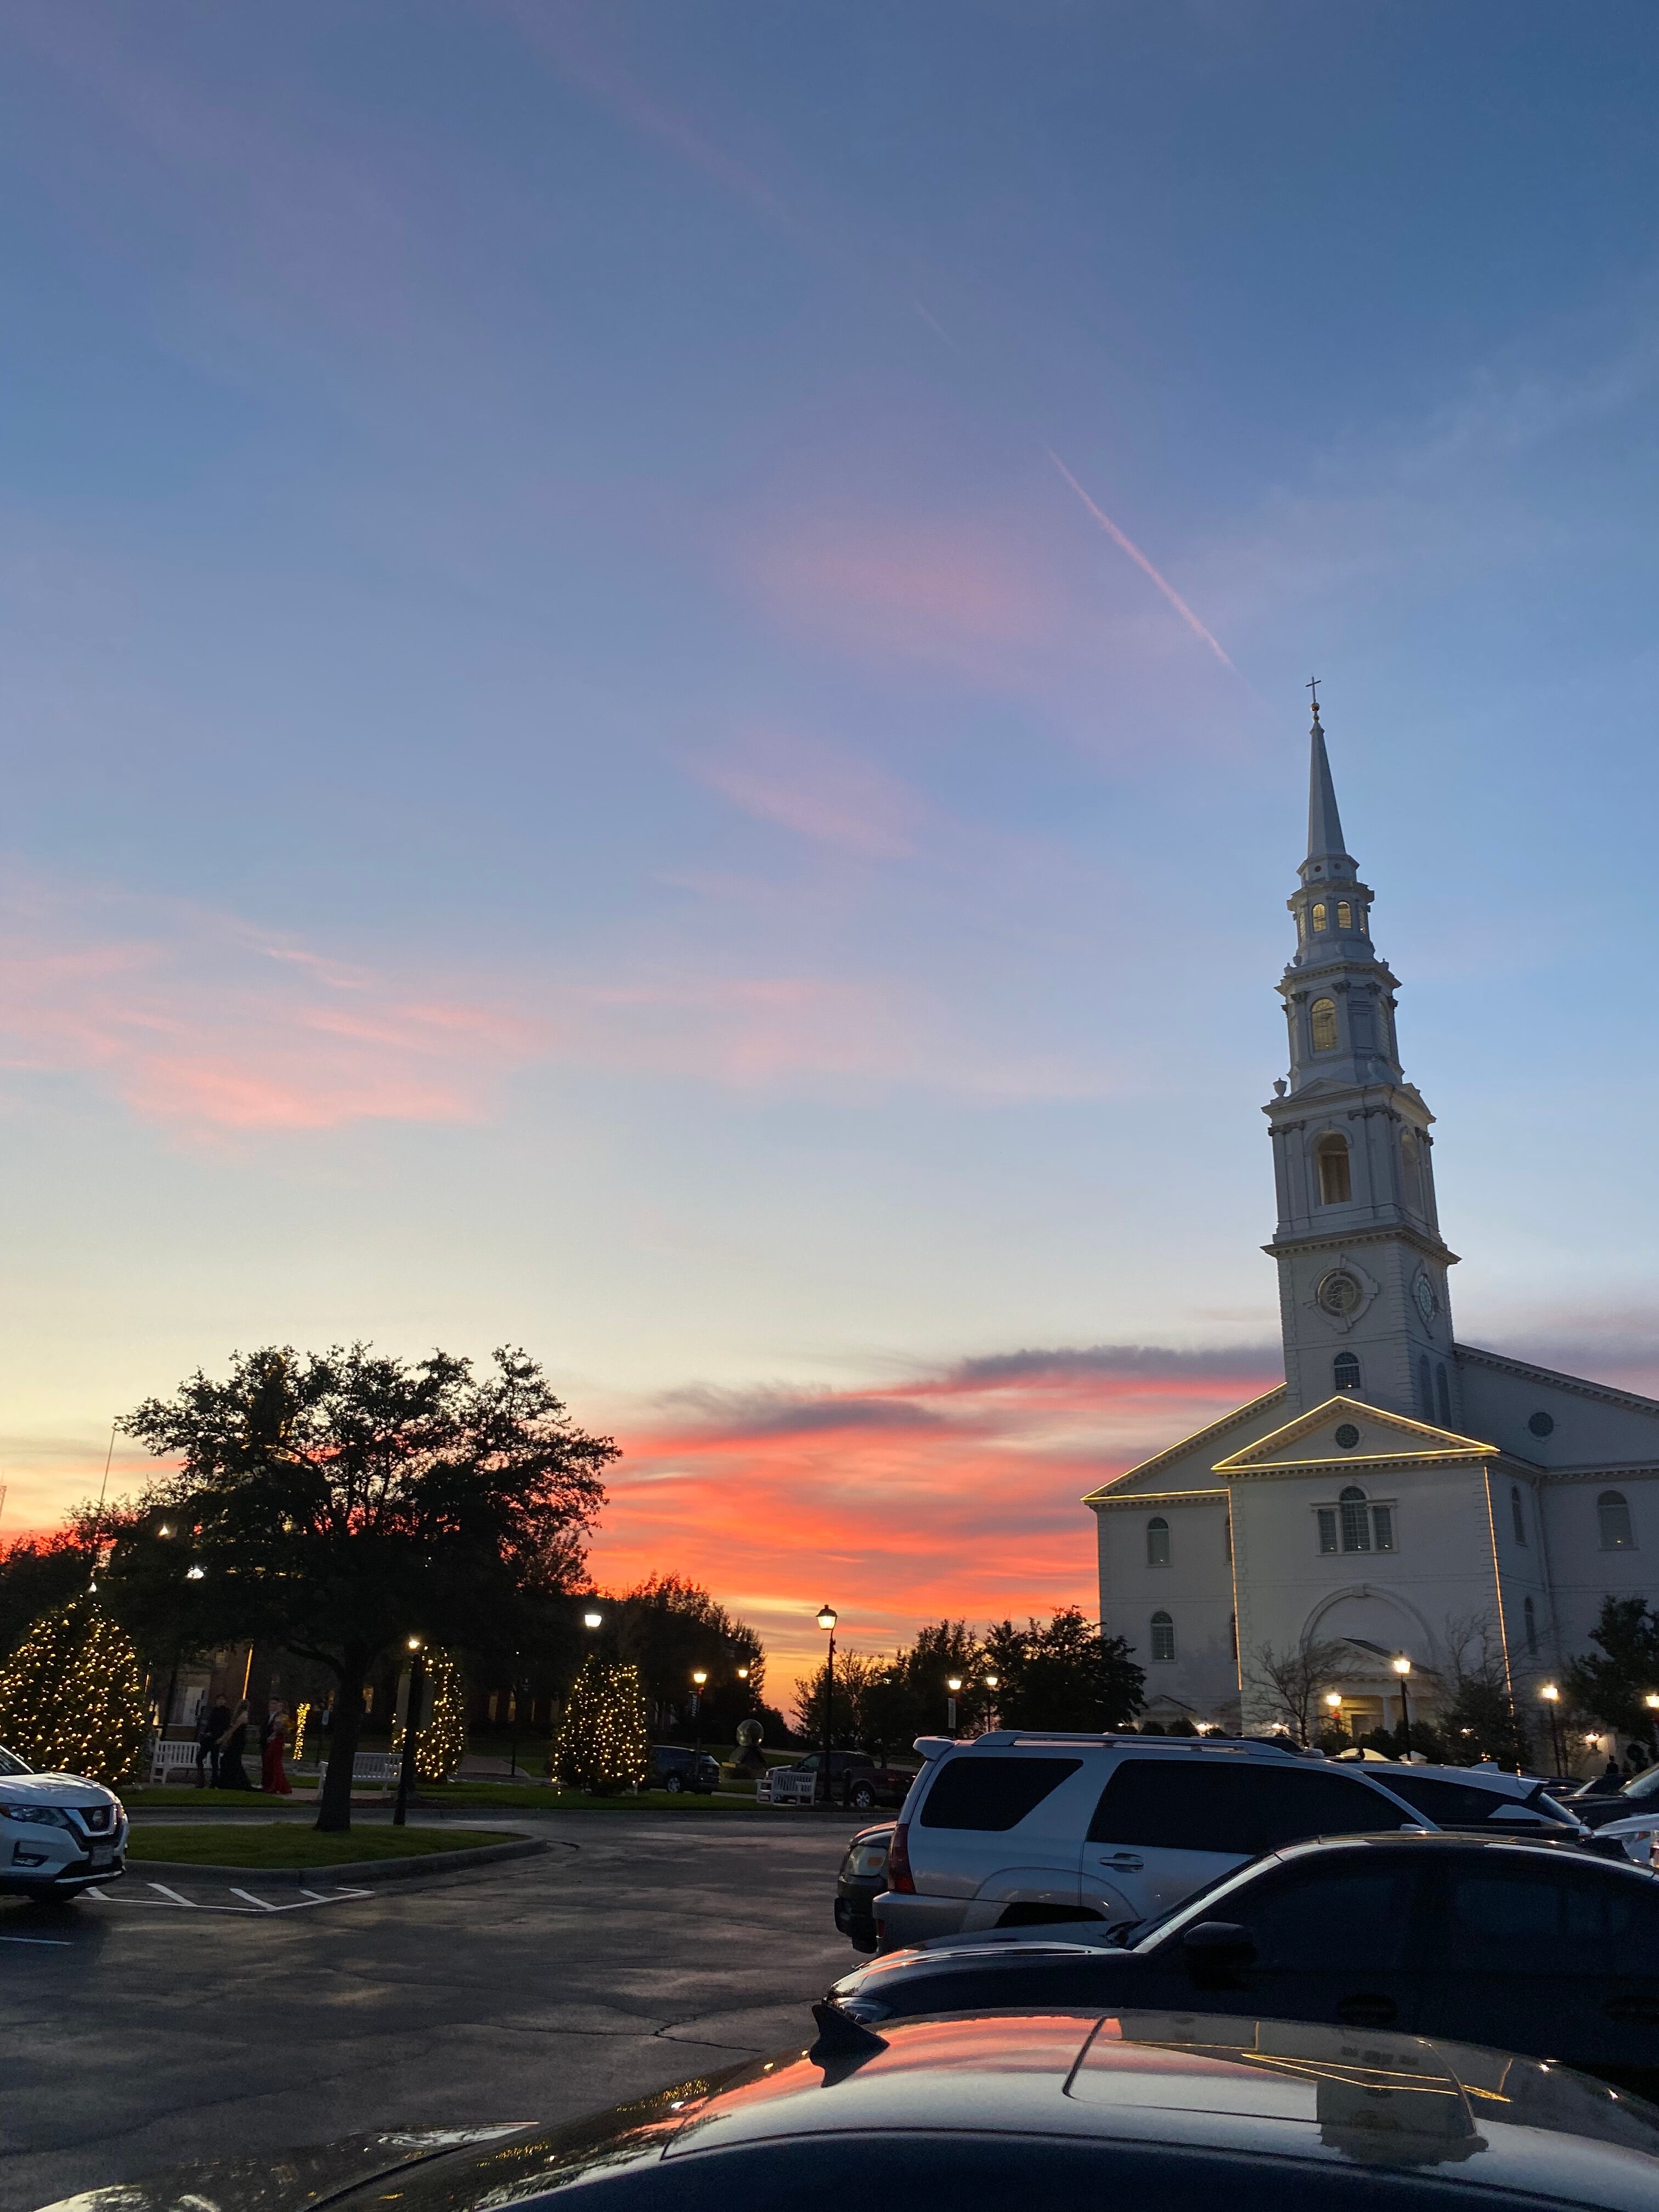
[2,1806,70,1827]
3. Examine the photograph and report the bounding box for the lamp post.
[984,1673,1000,1732]
[946,1676,963,1735]
[393,1635,426,1828]
[1324,1690,1345,1745]
[1539,1683,1564,1775]
[816,1606,838,1807]
[690,1668,707,1781]
[1391,1656,1413,1759]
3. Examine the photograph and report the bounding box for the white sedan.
[0,1742,127,1899]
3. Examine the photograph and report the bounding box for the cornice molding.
[1090,1487,1229,1513]
[1456,1341,1659,1419]
[1080,1384,1288,1504]
[1264,1222,1459,1267]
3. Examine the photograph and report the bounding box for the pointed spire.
[1306,697,1350,866]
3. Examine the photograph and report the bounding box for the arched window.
[1311,902,1328,932]
[1337,901,1353,930]
[1599,1491,1635,1552]
[1310,997,1338,1052]
[1418,1356,1433,1420]
[1339,1485,1370,1554]
[1150,1611,1176,1662]
[1436,1364,1452,1425]
[1316,1133,1351,1203]
[1511,1486,1527,1547]
[1146,1515,1171,1568]
[1333,1351,1362,1391]
[1523,1596,1538,1656]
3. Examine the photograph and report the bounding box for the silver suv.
[877,1730,1444,1949]
[0,1742,128,1899]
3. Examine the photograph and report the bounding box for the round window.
[1528,1410,1555,1438]
[1317,1270,1362,1317]
[1335,1423,1361,1449]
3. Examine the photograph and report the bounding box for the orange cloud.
[590,1347,1281,1694]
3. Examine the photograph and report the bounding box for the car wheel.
[664,1774,684,1793]
[851,1784,876,1812]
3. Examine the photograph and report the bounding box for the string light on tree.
[0,1598,149,1786]
[390,1646,468,1782]
[551,1656,648,1795]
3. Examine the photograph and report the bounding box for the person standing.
[200,1698,231,1788]
[218,1701,254,1789]
[261,1703,292,1796]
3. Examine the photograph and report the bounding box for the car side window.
[1088,1760,1404,1854]
[918,1757,1083,1831]
[1217,1864,1420,1974]
[1385,1775,1559,1827]
[1436,1862,1659,1975]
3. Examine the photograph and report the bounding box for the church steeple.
[1264,696,1460,1425]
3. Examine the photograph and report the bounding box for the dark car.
[1572,1764,1659,1831]
[40,2011,1659,2211]
[648,1745,720,1795]
[772,1750,917,1810]
[838,1832,1659,2098]
[834,1822,892,1950]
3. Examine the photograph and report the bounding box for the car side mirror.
[1179,1921,1257,1984]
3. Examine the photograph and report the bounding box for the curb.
[123,1836,548,1886]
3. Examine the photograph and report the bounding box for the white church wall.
[1229,1464,1509,1725]
[1094,1494,1237,1719]
[1458,1352,1659,1467]
[1538,1474,1659,1665]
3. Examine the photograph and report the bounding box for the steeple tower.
[1265,699,1460,1425]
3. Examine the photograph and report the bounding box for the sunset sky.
[4,5,1659,1686]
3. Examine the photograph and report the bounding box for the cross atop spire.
[1305,690,1350,872]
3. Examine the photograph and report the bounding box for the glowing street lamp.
[393,1635,427,1828]
[582,1610,603,1631]
[946,1676,963,1734]
[983,1672,1001,1730]
[1391,1655,1413,1758]
[690,1668,709,1776]
[1539,1683,1565,1773]
[816,1606,838,1805]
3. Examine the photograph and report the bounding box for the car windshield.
[0,1745,31,1777]
[1618,1765,1659,1802]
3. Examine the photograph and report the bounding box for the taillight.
[888,1821,915,1894]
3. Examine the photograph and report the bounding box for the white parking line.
[230,1888,276,1910]
[80,1882,378,1916]
[148,1882,199,1906]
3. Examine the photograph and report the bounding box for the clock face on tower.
[1317,1270,1362,1318]
[1412,1268,1440,1326]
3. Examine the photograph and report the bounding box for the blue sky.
[3,3,1658,1672]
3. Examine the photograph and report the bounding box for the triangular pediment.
[1212,1395,1499,1476]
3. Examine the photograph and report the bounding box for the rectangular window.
[918,1756,1082,1832]
[1372,1505,1395,1553]
[1317,1509,1338,1553]
[1340,1497,1370,1553]
[1088,1763,1404,1855]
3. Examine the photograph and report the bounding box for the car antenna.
[808,2000,888,2069]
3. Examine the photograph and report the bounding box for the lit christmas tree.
[0,1596,150,1785]
[390,1646,468,1781]
[551,1657,648,1793]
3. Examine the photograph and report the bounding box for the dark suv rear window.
[919,1756,1082,1831]
[1381,1773,1568,1828]
[1088,1759,1405,1854]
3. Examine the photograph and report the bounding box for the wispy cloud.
[695,727,921,860]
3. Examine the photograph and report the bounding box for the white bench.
[318,1751,398,1789]
[758,1766,817,1805]
[148,1739,208,1784]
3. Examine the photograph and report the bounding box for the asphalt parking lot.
[0,1814,862,2212]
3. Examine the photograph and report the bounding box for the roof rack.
[915,1730,1310,1760]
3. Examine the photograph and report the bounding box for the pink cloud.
[590,1347,1283,1690]
[0,867,1116,1139]
[696,727,920,859]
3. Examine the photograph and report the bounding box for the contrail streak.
[1043,447,1237,673]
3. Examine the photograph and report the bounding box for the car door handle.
[1096,1853,1144,1869]
[1336,1993,1398,2028]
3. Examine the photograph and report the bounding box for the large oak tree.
[108,1343,617,1829]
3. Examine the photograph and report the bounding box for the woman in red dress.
[261,1702,293,1796]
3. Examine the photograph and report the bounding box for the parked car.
[39,2006,1659,2210]
[0,1741,127,1899]
[1370,1761,1584,1833]
[1568,1764,1659,1855]
[647,1745,720,1796]
[835,1830,1659,2097]
[834,1823,892,1951]
[875,1729,1441,1948]
[759,1750,915,1809]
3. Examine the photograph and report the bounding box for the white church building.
[1088,703,1658,1745]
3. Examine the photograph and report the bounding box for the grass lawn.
[125,1787,321,1808]
[414,1782,769,1813]
[126,1824,520,1867]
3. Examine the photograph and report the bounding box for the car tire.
[850,1784,876,1812]
[664,1774,684,1793]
